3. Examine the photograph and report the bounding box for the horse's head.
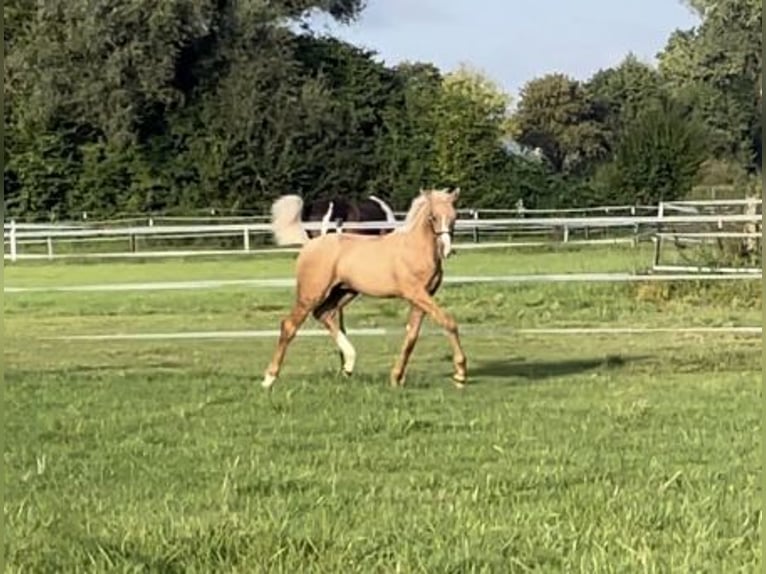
[422,187,460,258]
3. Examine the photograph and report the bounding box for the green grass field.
[5,244,656,286]
[4,246,762,572]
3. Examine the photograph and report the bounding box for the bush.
[606,97,709,205]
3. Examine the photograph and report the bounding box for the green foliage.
[3,0,761,220]
[6,1,560,218]
[660,0,761,168]
[370,62,444,207]
[431,68,508,185]
[604,98,709,204]
[512,73,609,174]
[3,0,392,218]
[587,54,664,144]
[5,129,82,220]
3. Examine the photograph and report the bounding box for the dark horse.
[269,194,397,246]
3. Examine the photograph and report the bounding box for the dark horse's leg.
[303,198,351,238]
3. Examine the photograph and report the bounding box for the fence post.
[47,236,54,260]
[631,205,638,247]
[563,225,569,243]
[9,219,17,262]
[743,195,758,255]
[472,210,479,243]
[243,227,250,252]
[653,202,665,269]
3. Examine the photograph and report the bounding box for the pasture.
[4,245,761,572]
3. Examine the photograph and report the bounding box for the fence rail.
[4,200,761,267]
[4,212,762,240]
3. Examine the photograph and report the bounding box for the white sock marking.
[262,373,276,389]
[336,331,356,373]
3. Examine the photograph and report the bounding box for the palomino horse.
[269,194,397,246]
[269,193,398,351]
[262,188,467,390]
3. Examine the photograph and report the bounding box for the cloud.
[356,0,452,29]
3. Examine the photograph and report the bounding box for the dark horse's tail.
[270,195,309,246]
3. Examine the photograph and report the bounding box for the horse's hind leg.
[336,307,347,370]
[262,302,311,390]
[313,286,358,376]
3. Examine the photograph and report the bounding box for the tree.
[605,97,709,204]
[587,54,663,147]
[511,73,609,173]
[428,65,513,201]
[370,61,443,207]
[659,0,761,169]
[4,0,371,217]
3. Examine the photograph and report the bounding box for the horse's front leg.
[408,291,467,387]
[390,305,425,387]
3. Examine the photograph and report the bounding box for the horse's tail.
[270,194,309,246]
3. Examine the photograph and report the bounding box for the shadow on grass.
[470,354,651,383]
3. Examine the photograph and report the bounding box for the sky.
[307,0,701,99]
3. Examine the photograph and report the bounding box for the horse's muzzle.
[437,232,453,259]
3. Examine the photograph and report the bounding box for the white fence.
[4,200,761,272]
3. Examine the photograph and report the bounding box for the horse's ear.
[420,188,432,197]
[450,187,461,202]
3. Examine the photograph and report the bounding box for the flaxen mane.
[396,188,451,233]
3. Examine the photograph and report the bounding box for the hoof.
[389,372,404,387]
[452,373,467,388]
[261,373,276,390]
[341,369,353,378]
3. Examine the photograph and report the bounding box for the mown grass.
[4,251,761,572]
[5,275,760,338]
[4,244,655,286]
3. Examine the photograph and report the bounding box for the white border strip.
[52,326,762,341]
[6,272,762,294]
